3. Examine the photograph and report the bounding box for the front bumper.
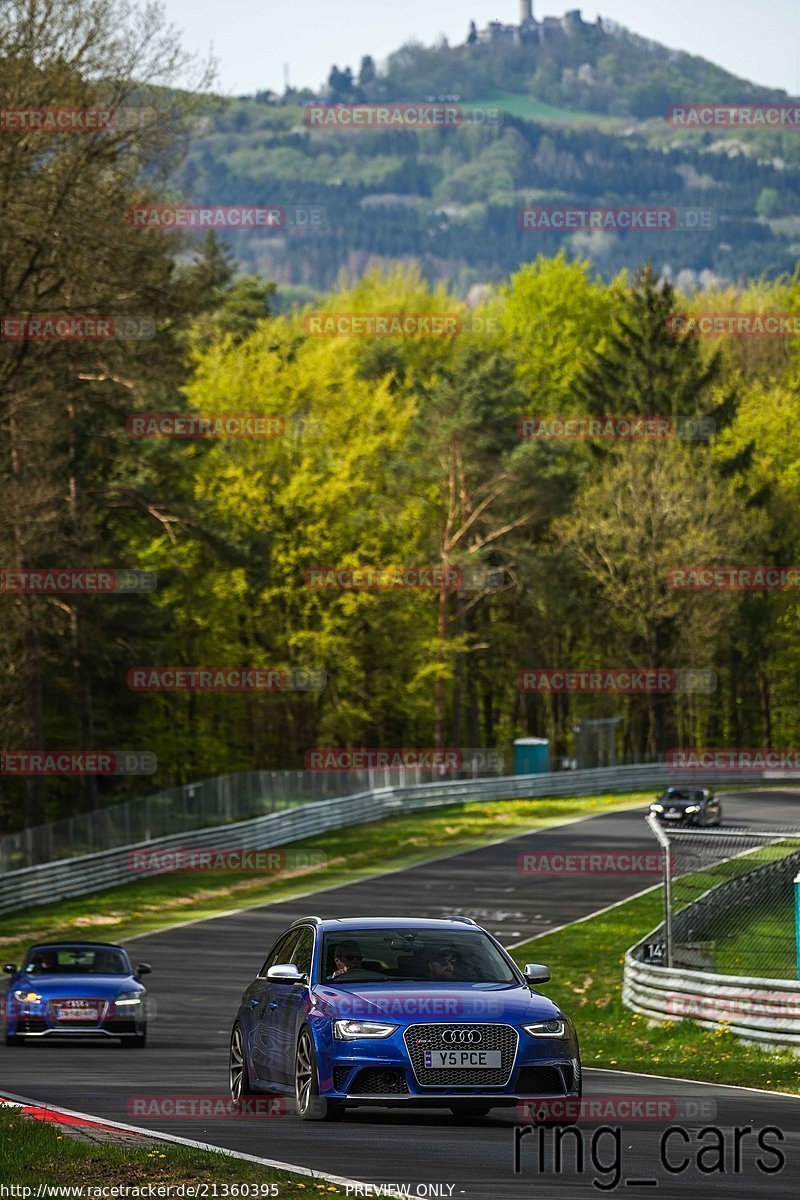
[314,1021,580,1105]
[8,1000,144,1039]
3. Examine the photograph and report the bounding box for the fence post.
[647,813,673,968]
[795,872,800,980]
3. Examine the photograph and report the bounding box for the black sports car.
[649,787,722,827]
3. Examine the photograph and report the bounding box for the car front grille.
[349,1068,409,1095]
[403,1024,518,1088]
[48,999,107,1026]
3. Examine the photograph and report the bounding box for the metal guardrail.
[623,949,800,1045]
[0,762,780,917]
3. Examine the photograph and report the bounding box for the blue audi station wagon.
[229,916,581,1120]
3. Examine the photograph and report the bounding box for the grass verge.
[0,792,649,963]
[509,888,800,1094]
[0,1107,345,1193]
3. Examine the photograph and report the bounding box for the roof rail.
[291,915,323,925]
[447,915,478,925]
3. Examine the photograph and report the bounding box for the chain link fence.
[0,754,505,872]
[645,819,800,980]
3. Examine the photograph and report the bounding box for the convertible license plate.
[424,1050,502,1069]
[56,1005,99,1021]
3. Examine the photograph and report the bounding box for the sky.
[160,0,800,98]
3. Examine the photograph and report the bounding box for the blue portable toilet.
[513,737,550,775]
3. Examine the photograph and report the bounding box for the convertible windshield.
[25,945,129,975]
[321,929,518,984]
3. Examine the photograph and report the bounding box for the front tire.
[294,1028,344,1121]
[229,1022,256,1106]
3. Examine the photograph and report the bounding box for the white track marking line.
[585,1067,800,1102]
[0,1089,375,1191]
[505,883,663,949]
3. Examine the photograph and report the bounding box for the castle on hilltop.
[471,2,600,46]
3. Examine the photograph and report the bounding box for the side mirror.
[267,963,304,984]
[136,963,152,975]
[523,963,551,984]
[3,963,17,975]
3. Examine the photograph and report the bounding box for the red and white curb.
[0,1091,375,1192]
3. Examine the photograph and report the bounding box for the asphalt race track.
[3,789,800,1198]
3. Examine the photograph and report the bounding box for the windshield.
[321,929,518,984]
[25,946,129,976]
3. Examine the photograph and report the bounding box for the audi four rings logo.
[442,1029,482,1044]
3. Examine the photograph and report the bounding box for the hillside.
[172,11,800,298]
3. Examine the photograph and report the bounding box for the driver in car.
[424,947,458,981]
[29,949,58,973]
[330,941,363,978]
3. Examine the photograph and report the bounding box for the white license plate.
[56,1005,99,1021]
[423,1050,502,1069]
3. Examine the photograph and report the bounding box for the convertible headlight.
[684,805,700,814]
[524,1019,567,1038]
[333,1020,397,1040]
[12,990,42,1004]
[650,804,664,813]
[114,992,142,1007]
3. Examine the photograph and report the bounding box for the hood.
[311,981,562,1024]
[656,797,700,811]
[12,973,140,997]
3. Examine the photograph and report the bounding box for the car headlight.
[12,990,42,1004]
[114,992,143,1007]
[523,1019,567,1038]
[650,804,664,813]
[684,805,700,814]
[333,1020,397,1040]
